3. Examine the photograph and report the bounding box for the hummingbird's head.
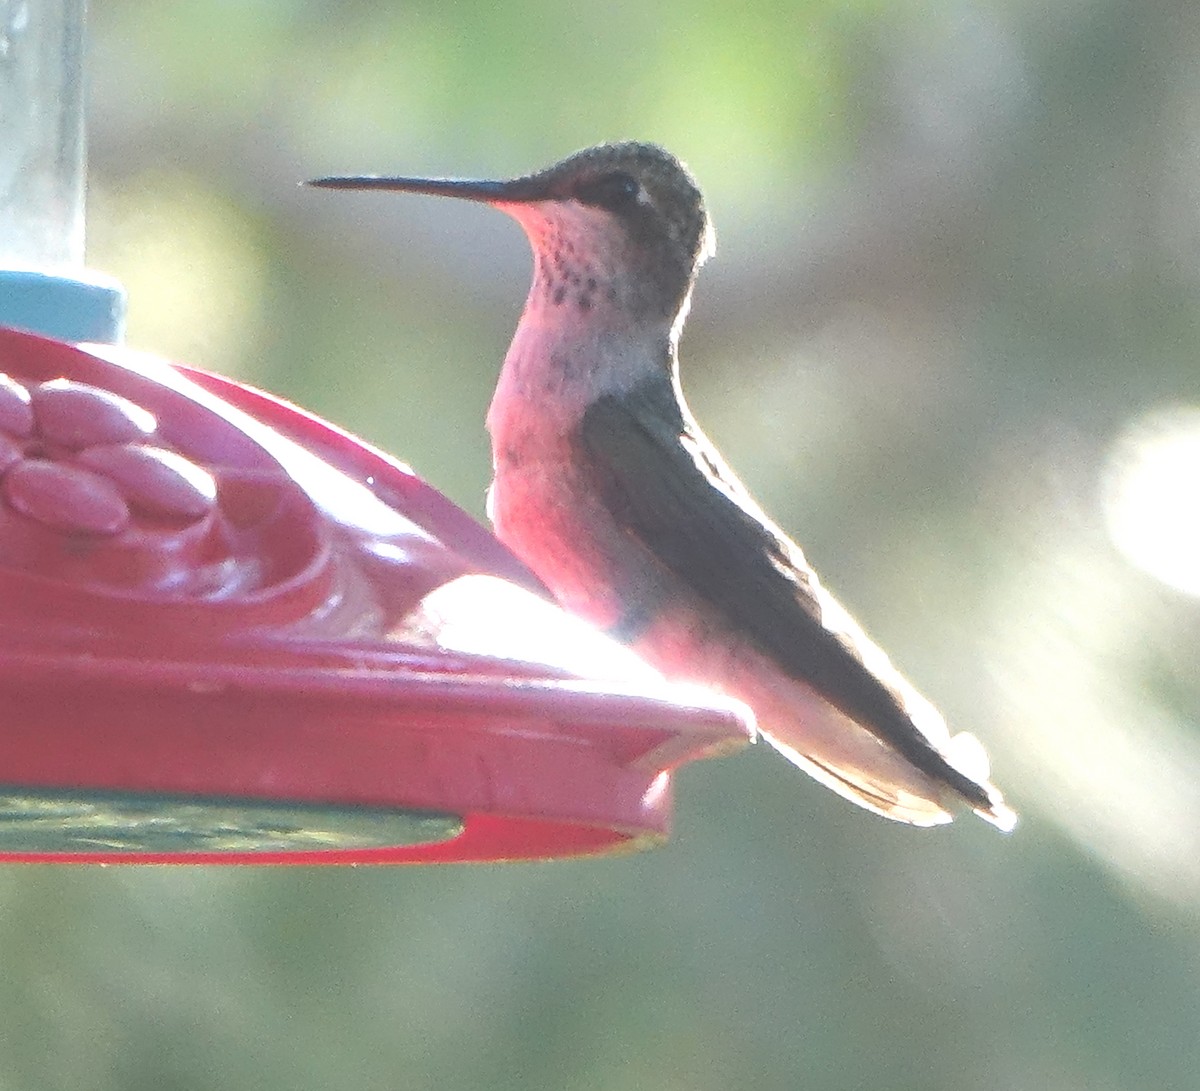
[309,143,715,336]
[503,143,715,326]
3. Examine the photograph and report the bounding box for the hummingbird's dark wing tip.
[977,796,1019,833]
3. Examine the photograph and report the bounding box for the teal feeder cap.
[0,268,126,344]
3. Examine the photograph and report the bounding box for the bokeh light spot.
[1102,405,1200,597]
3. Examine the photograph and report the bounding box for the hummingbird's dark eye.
[576,171,642,211]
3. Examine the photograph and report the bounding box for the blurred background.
[4,0,1197,1087]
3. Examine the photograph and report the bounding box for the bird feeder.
[0,3,751,864]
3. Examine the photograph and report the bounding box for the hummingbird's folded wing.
[579,377,1013,827]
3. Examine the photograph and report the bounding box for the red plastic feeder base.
[0,327,751,864]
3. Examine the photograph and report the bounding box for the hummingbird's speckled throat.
[519,203,622,316]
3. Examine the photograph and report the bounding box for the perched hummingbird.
[309,143,1016,831]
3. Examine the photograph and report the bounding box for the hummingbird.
[308,142,1016,831]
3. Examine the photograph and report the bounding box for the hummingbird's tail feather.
[973,798,1019,832]
[760,722,1016,830]
[762,728,955,826]
[940,730,1018,830]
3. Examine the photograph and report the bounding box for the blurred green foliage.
[8,0,1199,1087]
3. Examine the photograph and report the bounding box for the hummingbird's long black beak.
[305,175,540,204]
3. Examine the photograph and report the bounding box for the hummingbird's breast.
[484,310,673,633]
[486,442,648,633]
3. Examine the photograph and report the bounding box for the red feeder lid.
[0,326,751,864]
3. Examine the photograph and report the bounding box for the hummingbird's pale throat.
[499,200,683,408]
[308,143,1015,831]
